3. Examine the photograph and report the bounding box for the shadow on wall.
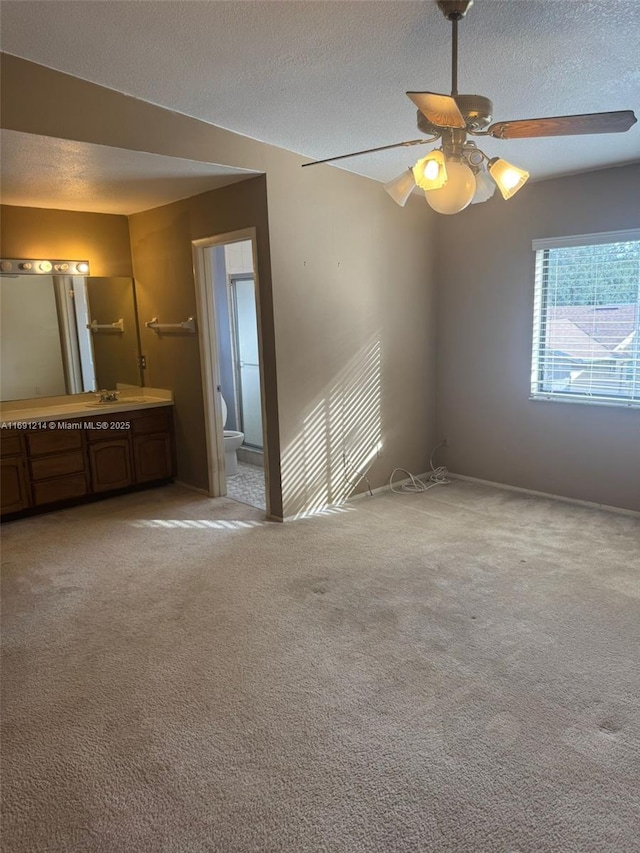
[281,335,382,518]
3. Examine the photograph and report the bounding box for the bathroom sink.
[84,396,159,407]
[84,396,169,409]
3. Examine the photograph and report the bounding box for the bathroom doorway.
[192,230,268,513]
[229,275,263,452]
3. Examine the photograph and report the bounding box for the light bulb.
[425,161,439,179]
[383,169,417,207]
[76,262,90,274]
[488,157,529,200]
[425,159,476,214]
[412,150,447,191]
[38,261,53,272]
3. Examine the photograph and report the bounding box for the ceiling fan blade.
[488,110,637,139]
[406,92,466,129]
[301,138,436,167]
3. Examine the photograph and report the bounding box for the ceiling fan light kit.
[383,169,417,207]
[413,150,448,190]
[302,0,636,216]
[424,158,476,214]
[487,157,530,200]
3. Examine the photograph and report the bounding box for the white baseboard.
[348,471,433,502]
[278,471,639,522]
[450,472,640,519]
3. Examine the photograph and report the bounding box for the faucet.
[97,389,119,403]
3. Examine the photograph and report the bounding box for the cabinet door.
[1,457,31,514]
[89,440,133,493]
[133,433,173,483]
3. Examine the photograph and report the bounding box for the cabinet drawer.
[1,434,24,457]
[30,450,86,482]
[32,474,88,506]
[27,428,83,456]
[131,409,170,435]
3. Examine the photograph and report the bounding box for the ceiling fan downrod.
[436,0,473,96]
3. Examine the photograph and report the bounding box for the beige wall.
[2,55,438,519]
[2,55,636,514]
[264,147,437,517]
[128,176,283,517]
[0,204,133,277]
[435,164,640,512]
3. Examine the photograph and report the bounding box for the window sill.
[529,394,639,410]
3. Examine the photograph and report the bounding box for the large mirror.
[0,274,143,402]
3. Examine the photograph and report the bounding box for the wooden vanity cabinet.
[131,408,174,483]
[1,406,175,519]
[1,432,31,514]
[88,440,133,492]
[84,415,135,493]
[27,428,89,506]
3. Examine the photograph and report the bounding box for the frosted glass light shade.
[412,150,447,190]
[383,169,416,207]
[471,168,497,204]
[425,160,476,214]
[488,157,529,200]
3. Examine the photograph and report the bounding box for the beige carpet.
[2,481,639,852]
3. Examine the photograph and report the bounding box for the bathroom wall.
[224,241,254,277]
[0,205,136,401]
[0,204,133,277]
[127,176,282,515]
[222,240,257,440]
[208,241,257,434]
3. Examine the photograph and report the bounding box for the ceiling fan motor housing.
[416,94,493,136]
[436,0,474,21]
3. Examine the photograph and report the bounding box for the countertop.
[0,389,174,428]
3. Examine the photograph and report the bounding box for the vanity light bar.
[0,258,91,275]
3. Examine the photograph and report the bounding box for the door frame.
[192,228,270,513]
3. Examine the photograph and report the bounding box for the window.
[531,230,640,408]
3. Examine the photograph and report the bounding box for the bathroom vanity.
[0,262,179,520]
[0,394,175,520]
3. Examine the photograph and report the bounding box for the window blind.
[531,233,640,408]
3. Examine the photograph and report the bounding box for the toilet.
[220,395,244,476]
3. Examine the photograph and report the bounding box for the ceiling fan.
[301,0,637,214]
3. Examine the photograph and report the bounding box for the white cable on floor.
[343,450,374,496]
[389,442,451,494]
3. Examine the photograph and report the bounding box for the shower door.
[230,276,263,449]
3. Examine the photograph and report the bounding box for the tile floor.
[226,461,266,510]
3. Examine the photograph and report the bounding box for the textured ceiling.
[0,131,258,215]
[1,0,639,186]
